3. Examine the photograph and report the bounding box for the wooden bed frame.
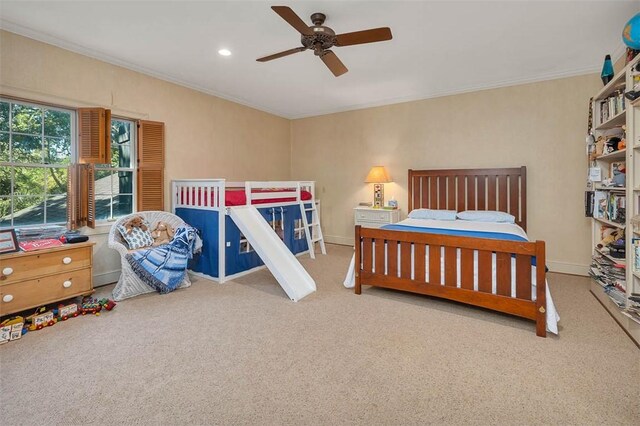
[354,167,547,337]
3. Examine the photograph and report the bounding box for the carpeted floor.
[1,244,638,425]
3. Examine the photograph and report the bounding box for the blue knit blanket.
[126,226,199,294]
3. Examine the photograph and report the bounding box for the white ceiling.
[0,1,638,118]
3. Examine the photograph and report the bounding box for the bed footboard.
[354,225,547,337]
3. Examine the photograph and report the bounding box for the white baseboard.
[546,260,589,276]
[93,270,121,287]
[325,235,354,246]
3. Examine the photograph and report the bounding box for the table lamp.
[365,166,391,208]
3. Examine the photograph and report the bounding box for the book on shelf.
[598,90,625,124]
[592,190,625,223]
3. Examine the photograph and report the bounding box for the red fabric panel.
[179,188,312,207]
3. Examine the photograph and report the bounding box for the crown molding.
[1,20,624,120]
[288,65,601,119]
[0,20,292,119]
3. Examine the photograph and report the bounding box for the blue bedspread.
[382,223,544,268]
[126,226,199,294]
[382,224,527,242]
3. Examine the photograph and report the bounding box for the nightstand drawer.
[0,268,92,316]
[0,246,91,284]
[355,209,393,222]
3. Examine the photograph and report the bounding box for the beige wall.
[0,31,291,285]
[291,75,601,274]
[1,29,601,279]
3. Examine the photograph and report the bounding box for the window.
[0,99,74,227]
[94,118,136,221]
[294,218,305,240]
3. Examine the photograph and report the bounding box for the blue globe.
[623,12,640,50]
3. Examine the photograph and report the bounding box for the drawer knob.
[2,267,13,276]
[62,257,72,265]
[63,280,72,288]
[2,294,13,303]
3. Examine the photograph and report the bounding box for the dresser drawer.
[0,268,92,316]
[355,209,392,222]
[0,246,91,284]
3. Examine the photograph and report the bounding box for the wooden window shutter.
[77,108,111,164]
[137,120,165,211]
[66,164,96,229]
[84,165,96,228]
[66,164,79,230]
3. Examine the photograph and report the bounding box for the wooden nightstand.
[354,207,401,229]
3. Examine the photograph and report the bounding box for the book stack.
[591,251,627,307]
[623,294,640,325]
[598,90,626,124]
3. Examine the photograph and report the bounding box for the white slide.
[229,206,316,302]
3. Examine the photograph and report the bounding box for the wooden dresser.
[0,242,95,317]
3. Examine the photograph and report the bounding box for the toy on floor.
[54,303,80,321]
[151,221,175,246]
[0,316,25,344]
[79,297,103,315]
[26,307,57,331]
[98,298,117,311]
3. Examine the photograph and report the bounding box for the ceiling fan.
[256,6,393,77]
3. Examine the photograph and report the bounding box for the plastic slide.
[228,206,316,301]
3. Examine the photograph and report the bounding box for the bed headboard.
[407,167,527,231]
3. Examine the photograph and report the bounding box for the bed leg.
[535,241,546,338]
[536,316,546,338]
[355,225,362,295]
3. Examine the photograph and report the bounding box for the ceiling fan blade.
[335,27,392,47]
[320,50,348,77]
[271,6,313,36]
[256,47,307,62]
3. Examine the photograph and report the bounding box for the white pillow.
[408,209,457,221]
[457,210,515,224]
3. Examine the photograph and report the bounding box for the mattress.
[344,218,560,334]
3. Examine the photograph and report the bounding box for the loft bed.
[347,167,558,337]
[172,179,324,283]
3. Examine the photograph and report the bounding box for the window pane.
[12,195,45,226]
[113,194,133,218]
[12,134,43,163]
[0,102,9,132]
[44,109,71,138]
[0,197,10,227]
[0,166,10,195]
[47,168,67,195]
[95,195,112,221]
[94,169,112,194]
[115,171,133,194]
[111,120,132,168]
[44,136,71,164]
[45,194,67,224]
[0,132,8,162]
[14,167,45,195]
[111,143,132,168]
[11,104,42,134]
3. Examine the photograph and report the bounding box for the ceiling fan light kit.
[257,6,393,77]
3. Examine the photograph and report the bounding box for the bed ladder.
[299,200,326,259]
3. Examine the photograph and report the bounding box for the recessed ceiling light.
[218,49,231,56]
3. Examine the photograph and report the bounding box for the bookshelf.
[587,53,640,347]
